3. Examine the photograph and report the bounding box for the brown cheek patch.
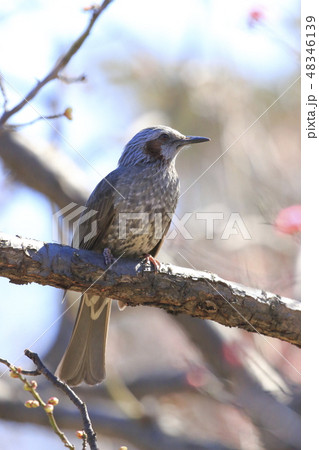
[144,139,164,160]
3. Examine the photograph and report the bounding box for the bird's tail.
[56,294,111,386]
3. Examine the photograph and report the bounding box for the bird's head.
[118,125,210,167]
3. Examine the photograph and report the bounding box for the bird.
[56,125,210,386]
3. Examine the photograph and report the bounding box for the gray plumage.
[56,125,210,386]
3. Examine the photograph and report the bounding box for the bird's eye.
[160,133,169,141]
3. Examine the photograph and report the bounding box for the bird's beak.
[176,135,210,147]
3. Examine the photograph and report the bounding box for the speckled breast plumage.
[98,161,179,257]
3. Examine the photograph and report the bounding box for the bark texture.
[0,232,300,346]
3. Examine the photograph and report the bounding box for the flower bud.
[30,380,38,389]
[25,400,39,408]
[76,430,85,439]
[44,403,54,413]
[47,397,59,405]
[64,107,73,120]
[10,367,22,378]
[10,371,19,379]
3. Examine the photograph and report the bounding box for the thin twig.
[0,0,113,127]
[0,357,41,376]
[0,73,8,111]
[57,74,87,84]
[5,109,72,132]
[0,357,75,449]
[24,349,98,450]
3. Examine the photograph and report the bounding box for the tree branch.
[175,315,301,449]
[1,353,231,449]
[0,399,231,450]
[0,0,113,127]
[24,349,98,450]
[0,232,300,346]
[0,131,88,207]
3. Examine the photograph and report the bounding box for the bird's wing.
[74,169,121,251]
[149,219,172,257]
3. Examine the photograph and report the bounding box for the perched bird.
[56,125,210,386]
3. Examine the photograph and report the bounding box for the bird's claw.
[103,248,115,266]
[142,254,161,272]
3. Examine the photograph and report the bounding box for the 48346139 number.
[306,16,316,79]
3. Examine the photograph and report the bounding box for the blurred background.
[0,0,300,449]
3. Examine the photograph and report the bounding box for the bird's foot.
[103,248,115,267]
[142,254,161,273]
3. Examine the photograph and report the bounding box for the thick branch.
[0,400,230,450]
[0,131,88,207]
[175,315,301,449]
[0,232,300,346]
